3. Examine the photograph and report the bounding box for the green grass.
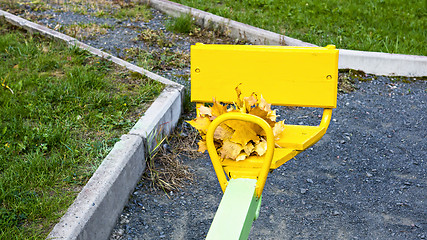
[166,13,195,33]
[0,24,163,239]
[112,4,152,21]
[171,0,426,56]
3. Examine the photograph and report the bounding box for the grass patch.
[0,23,163,239]
[112,4,152,21]
[60,22,112,40]
[171,0,426,56]
[166,13,195,34]
[124,47,190,71]
[137,29,175,48]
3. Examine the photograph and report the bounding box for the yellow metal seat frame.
[191,43,339,198]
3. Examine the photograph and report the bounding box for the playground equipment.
[190,43,339,239]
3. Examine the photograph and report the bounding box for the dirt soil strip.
[111,77,426,240]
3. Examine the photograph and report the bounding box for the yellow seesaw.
[190,43,339,239]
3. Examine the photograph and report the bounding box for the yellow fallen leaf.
[211,98,227,117]
[259,95,271,112]
[243,93,257,112]
[236,152,248,161]
[186,116,211,134]
[254,139,267,156]
[229,123,259,146]
[220,139,243,159]
[198,105,212,116]
[243,142,255,155]
[197,140,207,153]
[248,106,268,119]
[248,106,275,127]
[235,84,242,107]
[267,109,277,122]
[272,120,286,140]
[187,85,286,161]
[214,124,234,140]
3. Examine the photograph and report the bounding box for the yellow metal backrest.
[191,44,339,108]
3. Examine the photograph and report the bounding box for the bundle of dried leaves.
[187,87,286,161]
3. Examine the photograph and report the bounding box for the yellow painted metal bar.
[206,112,275,198]
[319,108,333,131]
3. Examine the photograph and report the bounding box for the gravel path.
[111,77,426,240]
[4,2,426,239]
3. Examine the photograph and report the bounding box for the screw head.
[195,68,200,73]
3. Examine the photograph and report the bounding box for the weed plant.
[166,13,195,34]
[171,0,426,56]
[0,24,163,238]
[113,4,152,21]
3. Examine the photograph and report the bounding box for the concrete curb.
[0,9,184,240]
[143,0,427,77]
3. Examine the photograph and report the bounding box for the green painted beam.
[206,178,262,240]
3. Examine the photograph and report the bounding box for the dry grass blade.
[143,127,201,194]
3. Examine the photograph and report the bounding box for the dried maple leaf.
[211,98,227,118]
[214,124,234,140]
[229,123,259,146]
[236,152,248,161]
[197,140,207,153]
[254,139,267,156]
[243,142,255,155]
[220,139,243,159]
[187,86,286,161]
[272,120,286,140]
[259,95,272,112]
[243,93,257,112]
[198,105,212,116]
[235,84,243,107]
[186,116,211,134]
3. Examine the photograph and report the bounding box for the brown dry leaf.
[214,124,234,140]
[254,139,267,156]
[186,116,211,134]
[197,140,207,153]
[220,139,243,159]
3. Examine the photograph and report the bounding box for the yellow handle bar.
[205,112,275,198]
